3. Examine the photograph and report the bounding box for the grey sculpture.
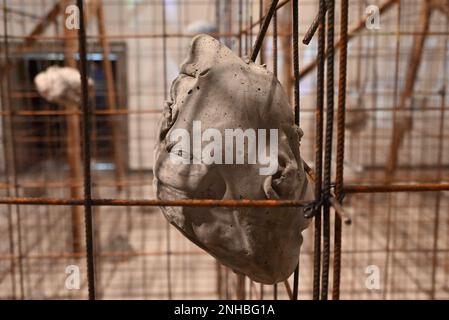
[154,34,313,284]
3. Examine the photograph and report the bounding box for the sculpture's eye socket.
[198,68,210,77]
[169,144,193,163]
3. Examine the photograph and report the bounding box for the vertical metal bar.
[259,0,264,65]
[273,283,277,300]
[280,2,292,100]
[292,0,300,125]
[250,0,279,62]
[246,13,253,56]
[332,0,349,300]
[2,0,25,299]
[239,0,243,56]
[272,3,277,77]
[215,0,221,42]
[321,0,334,301]
[430,16,448,299]
[161,0,172,300]
[0,76,16,299]
[271,6,278,299]
[291,0,300,301]
[245,0,249,55]
[77,0,96,300]
[96,0,125,193]
[62,0,83,254]
[236,274,246,300]
[367,3,379,292]
[385,0,431,182]
[382,0,401,299]
[225,268,229,299]
[313,0,326,301]
[216,262,222,299]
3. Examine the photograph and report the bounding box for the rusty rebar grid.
[1,0,449,301]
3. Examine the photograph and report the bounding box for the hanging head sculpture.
[154,34,313,284]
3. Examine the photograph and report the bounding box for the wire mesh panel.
[0,0,448,300]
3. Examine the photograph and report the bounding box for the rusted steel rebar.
[239,0,243,57]
[312,0,326,301]
[0,197,313,207]
[241,0,291,34]
[250,0,279,61]
[321,0,335,301]
[2,0,25,300]
[77,0,96,300]
[430,15,448,299]
[333,0,349,300]
[273,2,278,77]
[343,183,449,193]
[291,0,300,301]
[299,0,399,80]
[161,0,173,300]
[302,0,329,45]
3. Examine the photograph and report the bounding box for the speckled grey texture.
[154,34,313,284]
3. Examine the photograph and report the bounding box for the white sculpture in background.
[186,20,218,35]
[154,34,314,284]
[34,65,94,106]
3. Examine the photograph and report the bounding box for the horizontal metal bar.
[344,183,449,193]
[1,183,448,207]
[0,197,312,207]
[6,31,449,43]
[0,249,205,261]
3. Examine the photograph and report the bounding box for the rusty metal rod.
[6,30,449,43]
[250,0,279,62]
[77,0,96,300]
[292,0,300,301]
[1,0,25,299]
[333,0,349,300]
[0,197,313,207]
[241,0,291,34]
[283,280,293,300]
[344,183,449,193]
[0,189,446,208]
[299,0,399,80]
[329,196,351,226]
[302,0,329,45]
[321,0,335,300]
[312,0,326,301]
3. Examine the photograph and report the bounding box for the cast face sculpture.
[154,34,313,284]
